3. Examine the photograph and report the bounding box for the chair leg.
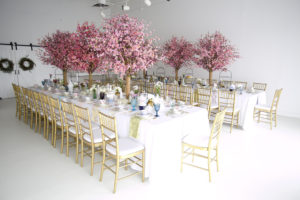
[53,123,57,147]
[100,146,106,181]
[91,146,95,176]
[39,115,42,134]
[125,159,128,170]
[30,111,33,128]
[180,143,184,172]
[66,130,69,157]
[192,148,195,163]
[60,126,64,153]
[75,136,79,163]
[43,117,46,137]
[258,111,261,123]
[270,112,273,130]
[113,158,120,193]
[236,112,239,128]
[81,140,84,167]
[142,151,145,182]
[208,152,212,182]
[274,112,277,127]
[230,114,234,133]
[216,148,219,172]
[35,113,38,132]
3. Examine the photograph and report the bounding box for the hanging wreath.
[19,57,35,71]
[0,58,14,73]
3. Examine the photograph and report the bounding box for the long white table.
[32,87,210,180]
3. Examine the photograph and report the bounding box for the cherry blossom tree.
[70,22,106,88]
[97,14,160,98]
[38,30,75,86]
[162,36,194,81]
[194,31,239,86]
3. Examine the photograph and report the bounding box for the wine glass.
[154,103,160,117]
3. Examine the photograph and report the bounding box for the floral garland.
[0,58,14,73]
[19,57,35,71]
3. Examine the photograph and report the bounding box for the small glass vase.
[92,89,97,99]
[131,97,137,111]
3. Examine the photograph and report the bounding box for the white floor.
[1,98,300,200]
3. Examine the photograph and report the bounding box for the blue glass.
[154,103,160,117]
[131,98,137,111]
[139,105,145,110]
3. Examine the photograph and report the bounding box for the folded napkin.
[129,116,142,138]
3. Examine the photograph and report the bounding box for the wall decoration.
[0,58,14,73]
[19,57,35,71]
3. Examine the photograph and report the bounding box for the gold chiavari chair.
[253,88,283,130]
[194,88,218,119]
[61,101,79,162]
[181,110,226,182]
[12,84,22,120]
[27,89,38,129]
[40,94,53,139]
[176,86,193,104]
[21,87,30,124]
[98,111,144,193]
[74,105,103,176]
[166,84,177,99]
[234,81,247,89]
[218,90,240,133]
[253,82,267,91]
[32,91,45,134]
[49,97,65,152]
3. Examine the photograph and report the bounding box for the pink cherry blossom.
[94,14,161,76]
[193,31,239,72]
[162,36,194,69]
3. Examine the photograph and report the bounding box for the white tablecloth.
[211,91,266,130]
[31,87,210,180]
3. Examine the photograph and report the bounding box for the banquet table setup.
[29,85,210,181]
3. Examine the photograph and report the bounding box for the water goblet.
[154,103,160,117]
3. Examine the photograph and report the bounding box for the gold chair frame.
[253,82,267,91]
[74,105,102,176]
[234,81,247,89]
[98,111,145,193]
[61,101,80,162]
[218,90,239,133]
[40,94,53,139]
[32,91,45,134]
[181,110,226,182]
[49,97,65,152]
[12,84,23,120]
[194,88,218,119]
[253,88,283,130]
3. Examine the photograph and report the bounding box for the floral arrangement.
[115,86,122,95]
[162,36,194,81]
[96,14,161,98]
[193,31,239,85]
[130,85,139,98]
[154,81,163,96]
[38,30,76,86]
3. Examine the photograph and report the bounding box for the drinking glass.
[154,103,160,117]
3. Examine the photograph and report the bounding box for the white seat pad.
[182,133,209,148]
[106,137,144,157]
[83,128,103,143]
[224,107,240,114]
[69,126,77,135]
[255,104,271,110]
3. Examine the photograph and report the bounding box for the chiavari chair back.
[218,90,239,133]
[12,84,22,120]
[61,101,79,162]
[74,105,102,176]
[98,111,144,193]
[166,84,177,99]
[253,82,267,91]
[49,97,65,151]
[234,81,247,89]
[195,88,217,118]
[27,89,37,129]
[181,110,226,182]
[33,91,44,134]
[253,88,283,129]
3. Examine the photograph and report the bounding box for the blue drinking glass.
[154,103,160,117]
[131,98,137,111]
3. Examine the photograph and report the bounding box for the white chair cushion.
[255,104,271,110]
[69,126,77,135]
[83,128,103,143]
[106,137,144,157]
[224,108,240,114]
[210,104,218,109]
[182,133,209,147]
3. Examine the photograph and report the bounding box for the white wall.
[0,0,104,98]
[125,0,300,118]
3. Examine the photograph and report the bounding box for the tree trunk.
[88,72,93,89]
[175,68,179,81]
[143,69,147,79]
[125,72,131,99]
[63,69,68,86]
[209,69,213,86]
